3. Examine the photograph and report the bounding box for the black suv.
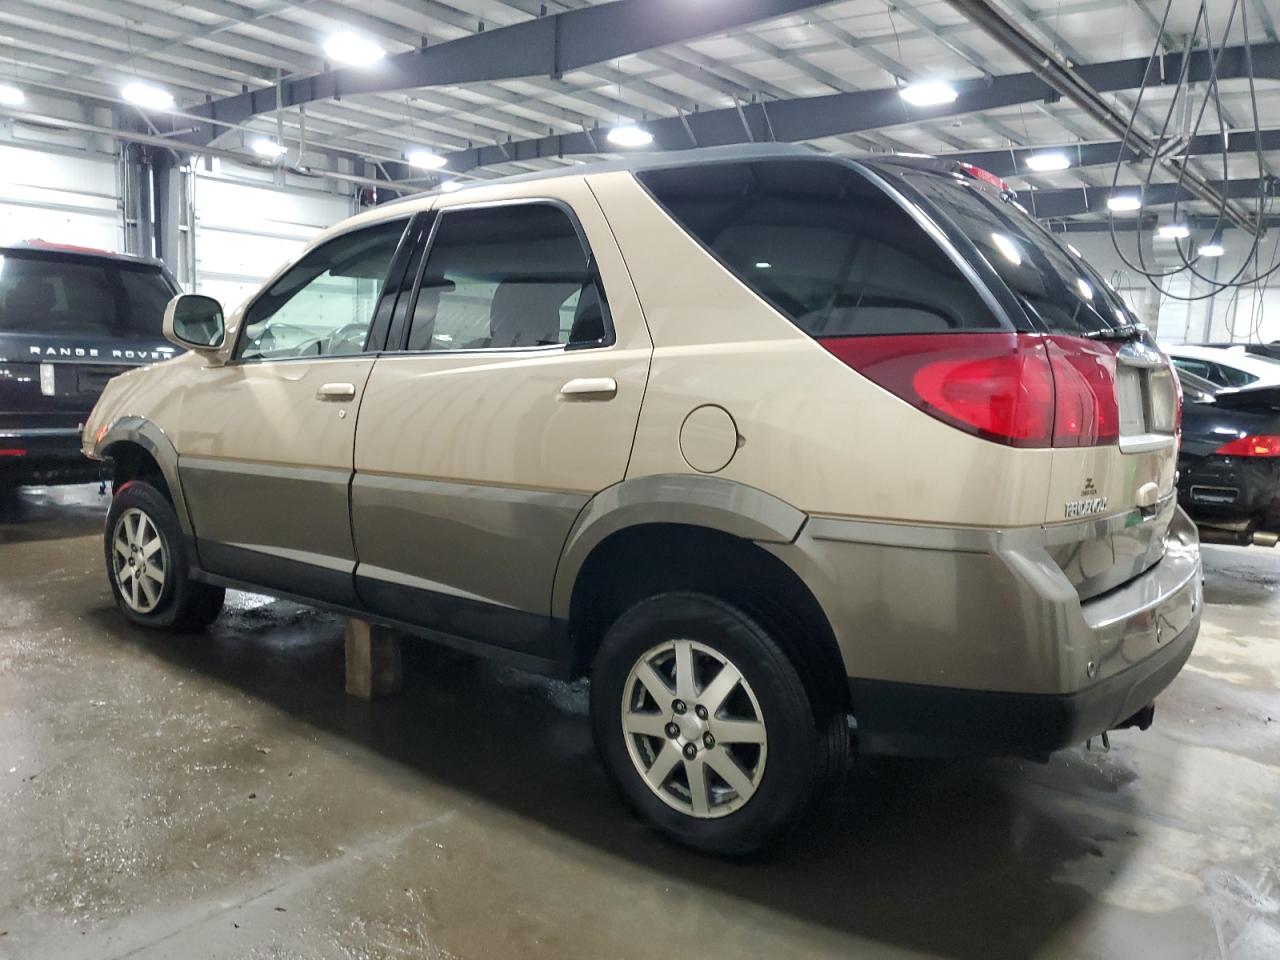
[0,242,179,492]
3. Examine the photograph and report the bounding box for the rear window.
[0,251,176,337]
[636,159,1001,337]
[899,171,1133,336]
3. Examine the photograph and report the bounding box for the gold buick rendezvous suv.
[85,146,1202,854]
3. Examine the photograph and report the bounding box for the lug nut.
[672,700,687,715]
[682,743,698,759]
[665,723,680,739]
[703,733,715,748]
[695,705,708,720]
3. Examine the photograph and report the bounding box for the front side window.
[238,218,407,361]
[636,160,1001,338]
[404,203,608,352]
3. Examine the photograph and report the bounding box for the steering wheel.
[325,322,370,355]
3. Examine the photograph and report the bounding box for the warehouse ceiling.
[0,0,1277,226]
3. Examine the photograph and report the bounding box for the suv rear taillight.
[821,332,1121,449]
[1215,435,1280,457]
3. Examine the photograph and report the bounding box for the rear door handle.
[316,382,356,401]
[559,377,617,400]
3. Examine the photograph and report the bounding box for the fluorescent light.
[1025,152,1070,172]
[1106,194,1142,212]
[0,84,23,107]
[439,179,463,193]
[323,32,385,67]
[991,232,1022,266]
[754,261,772,269]
[1157,223,1190,240]
[121,81,173,110]
[606,124,653,147]
[1198,240,1225,257]
[899,81,958,107]
[251,137,286,159]
[407,149,446,170]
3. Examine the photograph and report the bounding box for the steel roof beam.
[1020,177,1274,219]
[436,40,1280,172]
[178,0,829,145]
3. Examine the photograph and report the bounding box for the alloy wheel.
[620,639,768,819]
[111,507,167,614]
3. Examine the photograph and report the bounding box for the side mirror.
[164,294,225,355]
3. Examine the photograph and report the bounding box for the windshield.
[0,251,176,337]
[902,172,1134,337]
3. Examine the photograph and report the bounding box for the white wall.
[0,143,121,252]
[192,159,355,314]
[1064,228,1280,346]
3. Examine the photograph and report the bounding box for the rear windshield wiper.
[1082,323,1143,341]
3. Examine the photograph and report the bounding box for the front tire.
[590,592,843,855]
[104,481,224,630]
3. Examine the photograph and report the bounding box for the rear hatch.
[893,166,1180,599]
[0,247,178,431]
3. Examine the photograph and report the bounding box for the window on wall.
[237,218,407,361]
[404,203,609,352]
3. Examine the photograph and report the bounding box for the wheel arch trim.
[551,473,807,619]
[97,417,193,535]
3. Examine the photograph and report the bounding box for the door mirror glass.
[164,294,225,352]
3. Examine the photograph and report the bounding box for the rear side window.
[0,251,175,337]
[900,171,1132,337]
[636,160,1000,337]
[405,203,609,352]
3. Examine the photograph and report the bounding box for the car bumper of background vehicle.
[0,428,98,486]
[1178,455,1280,531]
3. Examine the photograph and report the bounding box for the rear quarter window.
[636,159,1001,338]
[0,251,175,337]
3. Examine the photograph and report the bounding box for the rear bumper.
[764,504,1203,757]
[847,618,1196,757]
[0,428,98,486]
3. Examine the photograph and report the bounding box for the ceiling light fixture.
[122,81,174,111]
[1025,152,1070,172]
[251,138,286,159]
[1198,230,1225,257]
[1157,223,1190,240]
[407,149,446,170]
[0,84,24,107]
[323,31,385,67]
[606,124,654,148]
[439,179,463,193]
[1106,194,1142,213]
[899,81,958,107]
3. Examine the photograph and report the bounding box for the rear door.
[899,170,1179,598]
[351,182,651,658]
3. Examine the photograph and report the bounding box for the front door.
[178,216,414,605]
[351,186,651,659]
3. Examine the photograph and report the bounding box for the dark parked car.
[0,241,180,493]
[1176,368,1280,546]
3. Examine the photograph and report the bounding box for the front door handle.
[559,377,617,400]
[316,382,356,401]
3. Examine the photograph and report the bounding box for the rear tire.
[590,592,844,855]
[104,480,224,631]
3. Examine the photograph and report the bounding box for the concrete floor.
[2,485,1278,960]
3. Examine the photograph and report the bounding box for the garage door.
[0,143,122,251]
[193,160,355,313]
